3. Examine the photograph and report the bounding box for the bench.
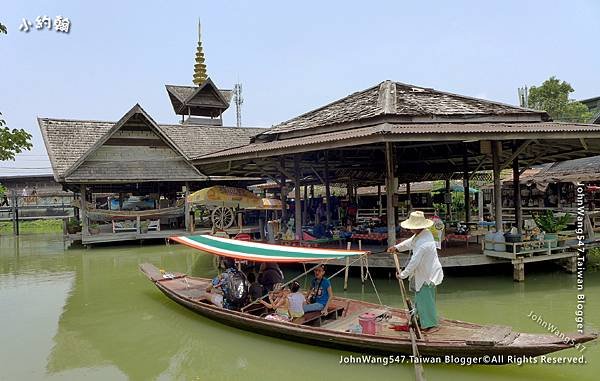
[292,305,345,327]
[112,219,137,233]
[147,219,160,231]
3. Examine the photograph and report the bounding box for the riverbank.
[0,219,63,234]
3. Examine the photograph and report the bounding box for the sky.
[1,0,599,176]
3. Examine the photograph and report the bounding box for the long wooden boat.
[140,262,596,361]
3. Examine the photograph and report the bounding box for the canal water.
[0,233,598,381]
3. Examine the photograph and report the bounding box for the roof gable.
[165,78,231,117]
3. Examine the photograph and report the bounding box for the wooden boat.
[140,262,596,360]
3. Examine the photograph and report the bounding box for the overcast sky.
[1,0,599,176]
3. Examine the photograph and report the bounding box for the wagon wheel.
[211,206,235,229]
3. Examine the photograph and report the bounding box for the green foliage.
[0,219,63,234]
[0,113,33,160]
[588,247,600,271]
[0,22,6,34]
[533,210,571,233]
[528,76,593,123]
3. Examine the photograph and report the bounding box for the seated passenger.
[287,281,305,319]
[260,283,291,322]
[205,267,249,310]
[258,262,284,293]
[303,265,332,315]
[247,272,263,301]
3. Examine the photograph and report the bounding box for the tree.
[527,76,593,123]
[0,22,33,160]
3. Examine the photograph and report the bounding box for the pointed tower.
[165,21,232,125]
[193,20,208,86]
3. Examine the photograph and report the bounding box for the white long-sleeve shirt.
[394,229,443,291]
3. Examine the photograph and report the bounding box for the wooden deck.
[67,225,260,245]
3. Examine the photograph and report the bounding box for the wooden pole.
[294,156,302,240]
[445,178,451,220]
[303,185,308,224]
[385,142,397,247]
[324,152,332,225]
[80,184,88,237]
[359,240,364,285]
[492,141,503,232]
[463,149,470,223]
[406,182,412,216]
[344,241,351,290]
[184,182,190,232]
[513,143,522,234]
[377,185,382,217]
[280,158,288,223]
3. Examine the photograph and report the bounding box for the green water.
[0,234,598,381]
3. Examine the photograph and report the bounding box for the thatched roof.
[39,104,264,182]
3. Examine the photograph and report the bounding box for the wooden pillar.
[184,182,190,232]
[280,158,287,223]
[258,217,265,240]
[344,242,351,290]
[324,152,331,225]
[463,149,470,223]
[385,142,397,247]
[445,178,451,220]
[406,182,412,215]
[513,144,522,234]
[303,185,308,224]
[492,141,503,232]
[294,156,302,240]
[80,185,88,237]
[513,259,525,282]
[377,185,382,217]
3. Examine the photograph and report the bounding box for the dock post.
[492,141,503,232]
[184,182,190,232]
[513,259,525,282]
[566,254,578,273]
[344,241,351,290]
[512,144,522,233]
[294,156,302,240]
[80,185,88,238]
[463,147,470,223]
[324,152,332,226]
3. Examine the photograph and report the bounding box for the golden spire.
[193,19,207,86]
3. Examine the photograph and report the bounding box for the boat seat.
[293,305,345,327]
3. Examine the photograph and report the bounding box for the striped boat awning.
[170,234,369,262]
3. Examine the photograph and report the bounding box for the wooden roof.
[256,80,548,140]
[39,104,265,183]
[166,78,232,117]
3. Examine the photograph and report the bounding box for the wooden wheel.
[211,206,235,229]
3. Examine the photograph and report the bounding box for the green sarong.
[414,283,438,329]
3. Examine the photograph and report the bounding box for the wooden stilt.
[80,185,88,237]
[303,185,308,224]
[344,241,351,290]
[184,182,190,232]
[566,255,578,273]
[513,259,525,282]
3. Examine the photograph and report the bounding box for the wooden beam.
[385,142,396,247]
[500,139,533,169]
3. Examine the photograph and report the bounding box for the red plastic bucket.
[358,312,377,335]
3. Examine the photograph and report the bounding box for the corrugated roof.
[261,81,546,137]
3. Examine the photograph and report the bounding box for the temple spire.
[193,20,208,86]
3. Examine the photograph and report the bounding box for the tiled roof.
[261,81,547,137]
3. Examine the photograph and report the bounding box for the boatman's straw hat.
[400,211,434,230]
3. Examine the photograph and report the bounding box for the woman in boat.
[387,211,444,332]
[287,281,305,319]
[260,283,291,322]
[303,264,332,315]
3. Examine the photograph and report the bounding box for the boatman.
[387,211,444,332]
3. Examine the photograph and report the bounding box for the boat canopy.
[170,234,369,262]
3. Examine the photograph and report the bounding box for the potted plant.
[533,210,570,248]
[66,218,82,234]
[89,223,101,235]
[140,220,149,234]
